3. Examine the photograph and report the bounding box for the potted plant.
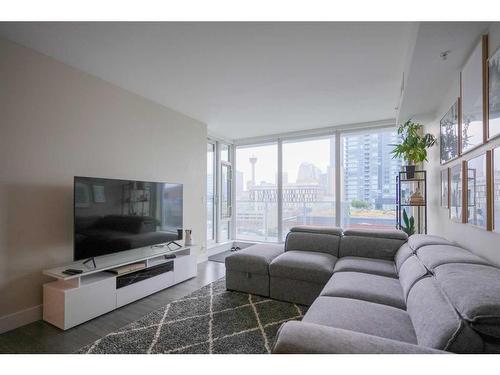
[401,209,415,236]
[391,119,436,179]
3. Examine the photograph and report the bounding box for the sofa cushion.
[320,272,405,309]
[270,277,324,306]
[398,255,430,300]
[416,245,489,270]
[395,243,414,271]
[269,250,337,284]
[303,296,417,344]
[343,228,408,241]
[408,234,452,251]
[285,232,340,257]
[272,321,445,354]
[333,256,397,278]
[225,243,284,275]
[406,278,483,353]
[434,263,500,339]
[339,235,406,260]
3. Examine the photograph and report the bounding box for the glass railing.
[235,200,279,242]
[282,200,336,237]
[235,199,397,242]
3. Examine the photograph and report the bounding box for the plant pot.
[405,165,416,179]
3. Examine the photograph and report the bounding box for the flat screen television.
[74,176,183,261]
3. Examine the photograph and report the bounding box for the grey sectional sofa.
[225,226,500,354]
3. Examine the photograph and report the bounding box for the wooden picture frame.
[487,149,493,231]
[493,147,500,233]
[488,46,500,140]
[440,100,460,164]
[465,153,488,229]
[461,35,488,154]
[441,168,450,208]
[450,163,464,222]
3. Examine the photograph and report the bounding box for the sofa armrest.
[272,321,446,354]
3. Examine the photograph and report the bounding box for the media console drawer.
[116,269,175,307]
[116,261,174,289]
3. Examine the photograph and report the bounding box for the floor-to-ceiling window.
[206,140,233,245]
[235,143,278,242]
[217,125,400,244]
[207,142,216,243]
[220,160,232,242]
[341,128,401,229]
[282,135,336,236]
[219,142,233,242]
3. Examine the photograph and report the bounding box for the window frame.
[234,141,280,242]
[232,122,399,243]
[206,140,217,245]
[207,138,234,245]
[339,127,402,230]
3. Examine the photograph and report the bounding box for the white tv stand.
[42,244,198,330]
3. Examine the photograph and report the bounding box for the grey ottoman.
[225,243,284,297]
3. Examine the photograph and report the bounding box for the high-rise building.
[343,130,401,209]
[297,162,322,183]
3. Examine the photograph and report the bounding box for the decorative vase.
[405,165,416,179]
[409,188,425,205]
[184,229,193,246]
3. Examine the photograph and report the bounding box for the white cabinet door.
[65,277,116,329]
[174,255,197,284]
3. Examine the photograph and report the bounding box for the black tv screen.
[74,176,183,261]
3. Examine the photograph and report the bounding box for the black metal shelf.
[396,170,427,234]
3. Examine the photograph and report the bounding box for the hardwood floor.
[0,261,225,354]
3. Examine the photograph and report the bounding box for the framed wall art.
[440,100,459,163]
[450,163,464,222]
[466,153,488,229]
[461,36,488,153]
[493,147,500,233]
[441,168,449,208]
[489,46,500,139]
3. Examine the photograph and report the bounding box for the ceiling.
[398,22,491,123]
[0,22,414,139]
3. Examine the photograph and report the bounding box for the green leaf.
[391,119,436,164]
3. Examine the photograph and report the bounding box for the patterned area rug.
[77,278,307,354]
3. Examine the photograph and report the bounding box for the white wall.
[423,24,500,267]
[0,37,207,331]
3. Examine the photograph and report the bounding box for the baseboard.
[0,304,42,334]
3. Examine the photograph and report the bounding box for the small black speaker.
[177,229,183,240]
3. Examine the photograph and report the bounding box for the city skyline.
[236,131,400,203]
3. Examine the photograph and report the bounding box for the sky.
[236,137,334,189]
